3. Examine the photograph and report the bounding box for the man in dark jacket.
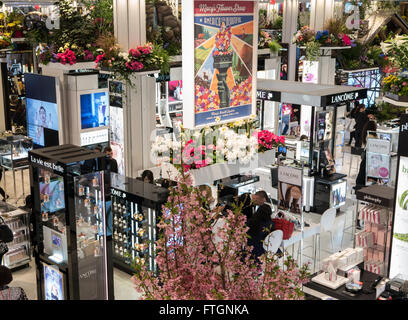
[354,104,368,148]
[247,191,274,260]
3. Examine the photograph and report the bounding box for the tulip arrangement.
[254,130,286,153]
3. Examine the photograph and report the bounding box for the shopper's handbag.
[0,216,13,243]
[272,213,295,240]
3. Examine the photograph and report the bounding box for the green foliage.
[305,41,321,61]
[338,43,388,70]
[81,0,114,36]
[371,102,407,123]
[268,40,282,54]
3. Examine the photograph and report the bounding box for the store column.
[113,0,156,177]
[282,0,298,81]
[310,0,336,85]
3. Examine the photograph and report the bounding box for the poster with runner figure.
[184,0,257,127]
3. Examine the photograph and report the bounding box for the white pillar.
[310,0,334,31]
[113,0,155,177]
[282,0,299,81]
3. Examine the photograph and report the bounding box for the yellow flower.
[71,44,78,49]
[215,116,221,123]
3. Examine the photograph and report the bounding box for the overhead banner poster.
[188,0,257,127]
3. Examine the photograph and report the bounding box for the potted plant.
[381,35,408,101]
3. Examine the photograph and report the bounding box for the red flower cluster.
[126,61,144,71]
[254,130,285,152]
[56,49,77,65]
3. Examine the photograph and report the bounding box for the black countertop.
[304,265,380,300]
[315,173,347,184]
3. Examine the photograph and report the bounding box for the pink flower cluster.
[254,130,285,152]
[84,50,94,61]
[179,139,215,171]
[56,49,76,65]
[341,33,352,46]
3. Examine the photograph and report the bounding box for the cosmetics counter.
[110,173,169,275]
[29,145,114,300]
[256,80,367,214]
[0,202,31,269]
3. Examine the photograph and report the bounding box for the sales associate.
[247,191,274,260]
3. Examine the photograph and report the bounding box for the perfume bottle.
[78,185,85,196]
[93,206,99,215]
[119,247,123,257]
[114,244,119,255]
[114,216,118,226]
[114,230,118,241]
[92,177,99,187]
[122,204,126,215]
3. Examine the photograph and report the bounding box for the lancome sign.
[278,165,302,187]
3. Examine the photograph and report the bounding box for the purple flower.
[164,43,169,49]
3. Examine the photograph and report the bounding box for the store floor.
[3,145,361,299]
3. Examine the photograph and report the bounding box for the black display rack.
[110,173,169,275]
[29,144,114,300]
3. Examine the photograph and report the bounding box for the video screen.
[26,98,59,147]
[80,92,109,129]
[44,264,64,300]
[40,178,65,213]
[168,80,183,102]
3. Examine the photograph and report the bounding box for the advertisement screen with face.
[25,73,59,148]
[26,99,59,147]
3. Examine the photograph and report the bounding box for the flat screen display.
[26,98,59,147]
[80,92,109,129]
[40,178,65,213]
[44,264,64,300]
[331,181,347,208]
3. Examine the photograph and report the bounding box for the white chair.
[263,230,283,258]
[313,208,337,272]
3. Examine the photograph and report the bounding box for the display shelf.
[312,272,350,290]
[298,46,351,50]
[355,185,394,277]
[162,149,276,186]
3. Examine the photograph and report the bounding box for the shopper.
[104,146,118,174]
[354,104,369,148]
[346,104,358,145]
[141,170,154,184]
[81,145,103,173]
[355,120,378,190]
[0,266,28,300]
[247,191,274,260]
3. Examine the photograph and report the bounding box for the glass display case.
[0,202,31,269]
[0,134,32,169]
[110,173,169,274]
[29,144,113,300]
